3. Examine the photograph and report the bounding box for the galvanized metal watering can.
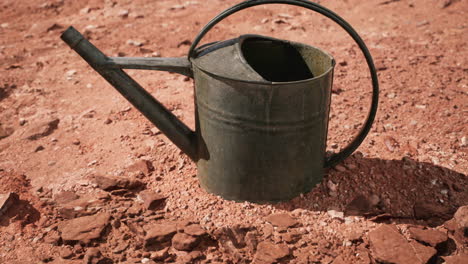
[61,0,379,202]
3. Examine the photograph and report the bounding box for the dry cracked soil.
[0,0,467,263]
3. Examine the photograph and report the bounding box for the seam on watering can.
[197,99,324,132]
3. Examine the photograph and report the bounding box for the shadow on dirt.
[275,153,467,227]
[0,198,41,227]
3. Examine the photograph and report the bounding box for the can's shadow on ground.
[275,153,467,227]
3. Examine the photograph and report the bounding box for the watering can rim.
[189,34,336,86]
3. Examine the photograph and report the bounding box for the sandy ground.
[0,0,467,263]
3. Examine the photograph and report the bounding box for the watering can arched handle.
[188,0,379,168]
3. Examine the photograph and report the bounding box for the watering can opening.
[240,36,314,82]
[191,35,335,84]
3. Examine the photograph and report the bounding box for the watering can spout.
[61,26,198,160]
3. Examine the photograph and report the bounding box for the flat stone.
[43,229,61,245]
[83,247,102,264]
[408,226,448,247]
[58,213,111,244]
[411,240,437,263]
[453,205,468,229]
[184,224,207,237]
[126,160,153,175]
[327,210,344,220]
[144,223,177,245]
[59,246,74,259]
[172,233,200,251]
[53,191,79,205]
[265,213,298,229]
[56,193,109,219]
[369,224,436,264]
[0,192,19,217]
[150,247,169,261]
[24,118,60,140]
[137,191,166,210]
[442,254,468,264]
[94,175,143,191]
[253,241,290,263]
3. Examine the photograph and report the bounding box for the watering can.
[61,0,379,202]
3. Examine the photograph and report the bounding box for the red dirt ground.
[0,0,466,263]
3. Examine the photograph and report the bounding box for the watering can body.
[192,36,335,201]
[61,0,379,202]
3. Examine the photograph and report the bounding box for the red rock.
[176,219,193,232]
[59,246,74,259]
[137,191,166,210]
[453,205,468,229]
[56,193,109,219]
[369,224,436,264]
[409,240,437,264]
[144,223,177,245]
[265,213,298,229]
[94,175,143,191]
[58,213,111,244]
[408,226,448,247]
[127,160,154,175]
[452,205,468,245]
[150,247,170,261]
[184,224,206,237]
[281,231,301,244]
[53,191,79,204]
[172,233,200,251]
[83,247,102,264]
[253,242,290,263]
[443,254,468,264]
[24,118,60,140]
[43,229,61,245]
[245,231,259,254]
[0,192,19,216]
[331,255,347,264]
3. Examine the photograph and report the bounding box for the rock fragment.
[442,254,468,264]
[0,192,19,217]
[253,241,290,263]
[24,118,60,140]
[172,233,200,251]
[184,224,207,237]
[369,224,436,264]
[83,247,102,264]
[408,226,448,247]
[265,213,298,229]
[94,175,143,191]
[55,192,109,219]
[327,210,345,220]
[453,205,468,230]
[53,191,79,204]
[43,229,61,245]
[127,159,154,175]
[137,191,166,210]
[144,223,177,246]
[58,213,111,244]
[150,247,170,261]
[59,246,74,259]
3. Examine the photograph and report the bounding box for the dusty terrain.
[0,0,467,263]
